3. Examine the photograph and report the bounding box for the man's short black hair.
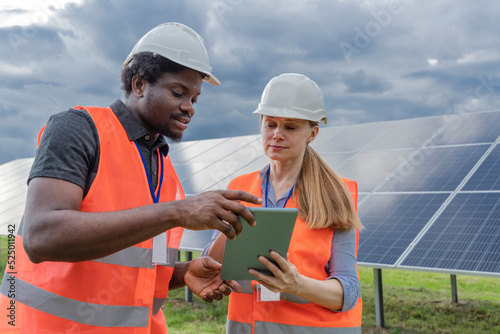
[121,52,206,97]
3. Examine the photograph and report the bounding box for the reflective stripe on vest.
[0,274,149,328]
[227,319,362,334]
[17,220,177,269]
[226,171,362,333]
[0,106,185,333]
[94,246,178,269]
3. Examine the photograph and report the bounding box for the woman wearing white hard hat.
[203,73,363,333]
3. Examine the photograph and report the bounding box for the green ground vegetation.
[162,262,500,334]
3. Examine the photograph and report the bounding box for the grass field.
[2,238,499,333]
[162,265,500,334]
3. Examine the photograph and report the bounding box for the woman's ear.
[307,125,319,144]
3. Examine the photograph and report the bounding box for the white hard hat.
[124,22,220,86]
[253,73,327,124]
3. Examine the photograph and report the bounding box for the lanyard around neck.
[265,167,294,208]
[134,141,164,203]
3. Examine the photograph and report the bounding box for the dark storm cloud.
[54,0,194,61]
[0,25,68,62]
[341,70,393,93]
[1,0,500,164]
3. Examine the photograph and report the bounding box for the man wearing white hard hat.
[204,73,363,333]
[0,22,261,333]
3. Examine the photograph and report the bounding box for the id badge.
[257,285,280,302]
[152,232,169,265]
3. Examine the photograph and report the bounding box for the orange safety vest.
[226,171,362,334]
[0,106,184,333]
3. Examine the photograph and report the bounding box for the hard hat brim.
[253,107,327,124]
[203,73,221,86]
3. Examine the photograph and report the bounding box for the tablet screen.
[221,207,298,280]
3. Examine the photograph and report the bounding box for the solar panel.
[336,149,415,192]
[184,160,242,195]
[0,158,33,235]
[167,140,198,155]
[321,153,356,170]
[462,145,500,191]
[168,137,227,163]
[399,193,500,275]
[166,141,199,164]
[0,160,32,187]
[378,145,489,192]
[363,116,447,151]
[179,230,213,252]
[172,161,212,184]
[234,154,269,176]
[314,121,395,153]
[187,135,259,163]
[431,112,500,145]
[181,138,265,195]
[357,193,449,266]
[309,126,346,152]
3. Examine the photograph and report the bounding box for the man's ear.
[131,75,146,98]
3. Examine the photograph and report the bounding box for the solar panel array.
[1,110,499,277]
[349,111,500,277]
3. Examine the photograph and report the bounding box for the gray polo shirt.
[29,99,169,197]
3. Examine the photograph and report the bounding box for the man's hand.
[184,256,242,303]
[179,190,262,240]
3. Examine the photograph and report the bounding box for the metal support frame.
[450,274,458,303]
[373,268,385,328]
[184,251,194,302]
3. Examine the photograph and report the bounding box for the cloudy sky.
[1,0,500,164]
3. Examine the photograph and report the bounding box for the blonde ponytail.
[295,145,362,231]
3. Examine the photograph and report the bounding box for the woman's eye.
[172,91,182,98]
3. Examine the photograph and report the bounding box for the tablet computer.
[221,207,298,281]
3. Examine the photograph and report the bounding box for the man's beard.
[163,129,183,143]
